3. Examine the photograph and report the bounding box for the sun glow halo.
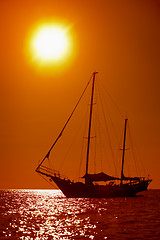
[31,24,72,65]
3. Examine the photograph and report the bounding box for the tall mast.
[121,118,128,185]
[85,72,98,183]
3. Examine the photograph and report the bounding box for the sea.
[0,189,159,240]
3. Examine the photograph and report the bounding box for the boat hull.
[51,176,151,198]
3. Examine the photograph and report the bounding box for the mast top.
[93,71,98,75]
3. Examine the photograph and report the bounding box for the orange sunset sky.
[0,0,160,189]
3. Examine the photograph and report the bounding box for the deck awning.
[82,172,120,182]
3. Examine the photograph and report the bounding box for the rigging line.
[97,82,118,176]
[95,109,112,173]
[37,74,93,169]
[92,111,97,173]
[99,78,125,119]
[37,172,58,189]
[128,124,147,176]
[98,79,121,145]
[78,132,85,180]
[89,84,97,173]
[97,116,103,172]
[94,85,110,172]
[94,126,97,174]
[59,104,89,173]
[94,85,113,173]
[47,153,55,170]
[78,106,89,179]
[93,89,103,172]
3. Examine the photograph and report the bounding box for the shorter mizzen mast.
[121,118,128,185]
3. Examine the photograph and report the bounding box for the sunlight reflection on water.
[0,189,160,239]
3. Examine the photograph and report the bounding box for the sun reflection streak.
[1,190,159,239]
[0,190,113,239]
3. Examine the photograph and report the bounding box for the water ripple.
[0,189,160,239]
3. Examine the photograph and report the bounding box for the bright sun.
[30,23,72,65]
